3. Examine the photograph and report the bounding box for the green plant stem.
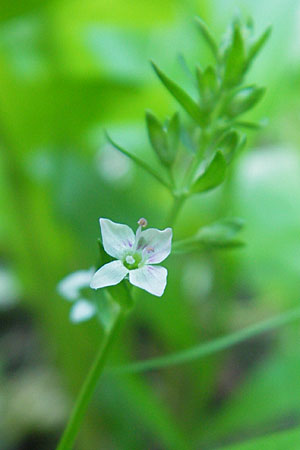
[166,195,186,227]
[56,308,126,450]
[111,305,300,374]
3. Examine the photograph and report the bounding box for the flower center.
[123,252,142,270]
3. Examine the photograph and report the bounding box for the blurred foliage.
[1,0,300,449]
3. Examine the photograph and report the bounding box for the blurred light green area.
[1,0,300,449]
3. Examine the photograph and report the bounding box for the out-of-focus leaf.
[173,217,245,253]
[199,340,300,447]
[146,111,179,167]
[105,132,171,189]
[196,217,245,245]
[194,16,218,59]
[190,151,227,194]
[218,130,240,163]
[151,61,207,126]
[223,427,300,450]
[223,25,245,87]
[177,53,194,82]
[224,86,266,117]
[112,307,300,374]
[234,119,268,130]
[146,111,169,164]
[197,65,218,110]
[166,112,180,155]
[246,26,272,70]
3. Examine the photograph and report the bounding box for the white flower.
[90,218,172,297]
[57,269,96,323]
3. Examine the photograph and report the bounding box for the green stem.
[166,195,186,227]
[56,308,126,450]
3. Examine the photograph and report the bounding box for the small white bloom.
[58,269,96,323]
[57,269,94,301]
[70,299,96,323]
[90,218,172,297]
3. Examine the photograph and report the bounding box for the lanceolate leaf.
[234,119,268,130]
[224,25,245,87]
[145,111,170,166]
[224,86,266,117]
[151,61,207,126]
[197,65,218,109]
[246,25,272,69]
[110,306,300,374]
[218,130,240,162]
[173,217,245,253]
[223,427,300,450]
[146,111,180,167]
[105,131,171,190]
[167,112,180,152]
[191,151,227,194]
[194,16,218,59]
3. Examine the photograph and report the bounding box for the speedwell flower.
[57,269,96,323]
[90,218,172,297]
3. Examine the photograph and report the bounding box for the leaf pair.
[223,22,272,88]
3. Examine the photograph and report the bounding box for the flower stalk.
[166,195,186,227]
[56,307,127,450]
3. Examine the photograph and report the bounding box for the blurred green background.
[1,0,300,449]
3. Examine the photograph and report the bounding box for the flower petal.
[57,269,94,301]
[100,218,135,259]
[90,260,128,289]
[138,228,172,264]
[129,265,167,297]
[70,299,96,323]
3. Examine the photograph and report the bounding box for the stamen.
[137,218,148,228]
[142,246,155,261]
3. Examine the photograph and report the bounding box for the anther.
[137,218,148,228]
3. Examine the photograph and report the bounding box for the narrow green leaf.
[173,217,245,253]
[166,112,180,155]
[190,151,227,194]
[224,86,266,117]
[234,119,267,130]
[197,65,218,109]
[223,426,300,450]
[197,217,244,242]
[110,306,300,374]
[224,24,245,87]
[145,111,170,166]
[177,53,194,82]
[105,131,171,190]
[246,25,272,69]
[151,61,207,126]
[194,16,218,59]
[218,130,240,162]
